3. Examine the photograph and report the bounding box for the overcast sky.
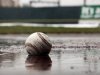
[20,0,100,7]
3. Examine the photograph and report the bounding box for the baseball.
[25,32,52,55]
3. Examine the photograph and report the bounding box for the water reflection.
[0,35,100,75]
[0,52,17,67]
[83,48,99,74]
[25,55,52,71]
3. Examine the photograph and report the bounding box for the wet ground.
[0,34,100,75]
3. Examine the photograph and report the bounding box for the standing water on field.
[0,34,100,75]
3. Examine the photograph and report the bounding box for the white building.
[20,0,100,7]
[0,0,20,7]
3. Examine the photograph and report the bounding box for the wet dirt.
[0,34,100,75]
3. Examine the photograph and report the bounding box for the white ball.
[25,32,52,55]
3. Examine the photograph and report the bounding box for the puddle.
[0,34,100,75]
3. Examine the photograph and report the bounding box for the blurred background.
[0,0,100,33]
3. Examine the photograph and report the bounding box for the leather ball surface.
[25,32,52,55]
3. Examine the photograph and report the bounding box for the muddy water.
[0,34,100,75]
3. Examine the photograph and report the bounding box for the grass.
[0,26,100,34]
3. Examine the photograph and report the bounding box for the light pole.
[58,0,60,7]
[12,0,15,7]
[84,0,87,6]
[0,0,2,7]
